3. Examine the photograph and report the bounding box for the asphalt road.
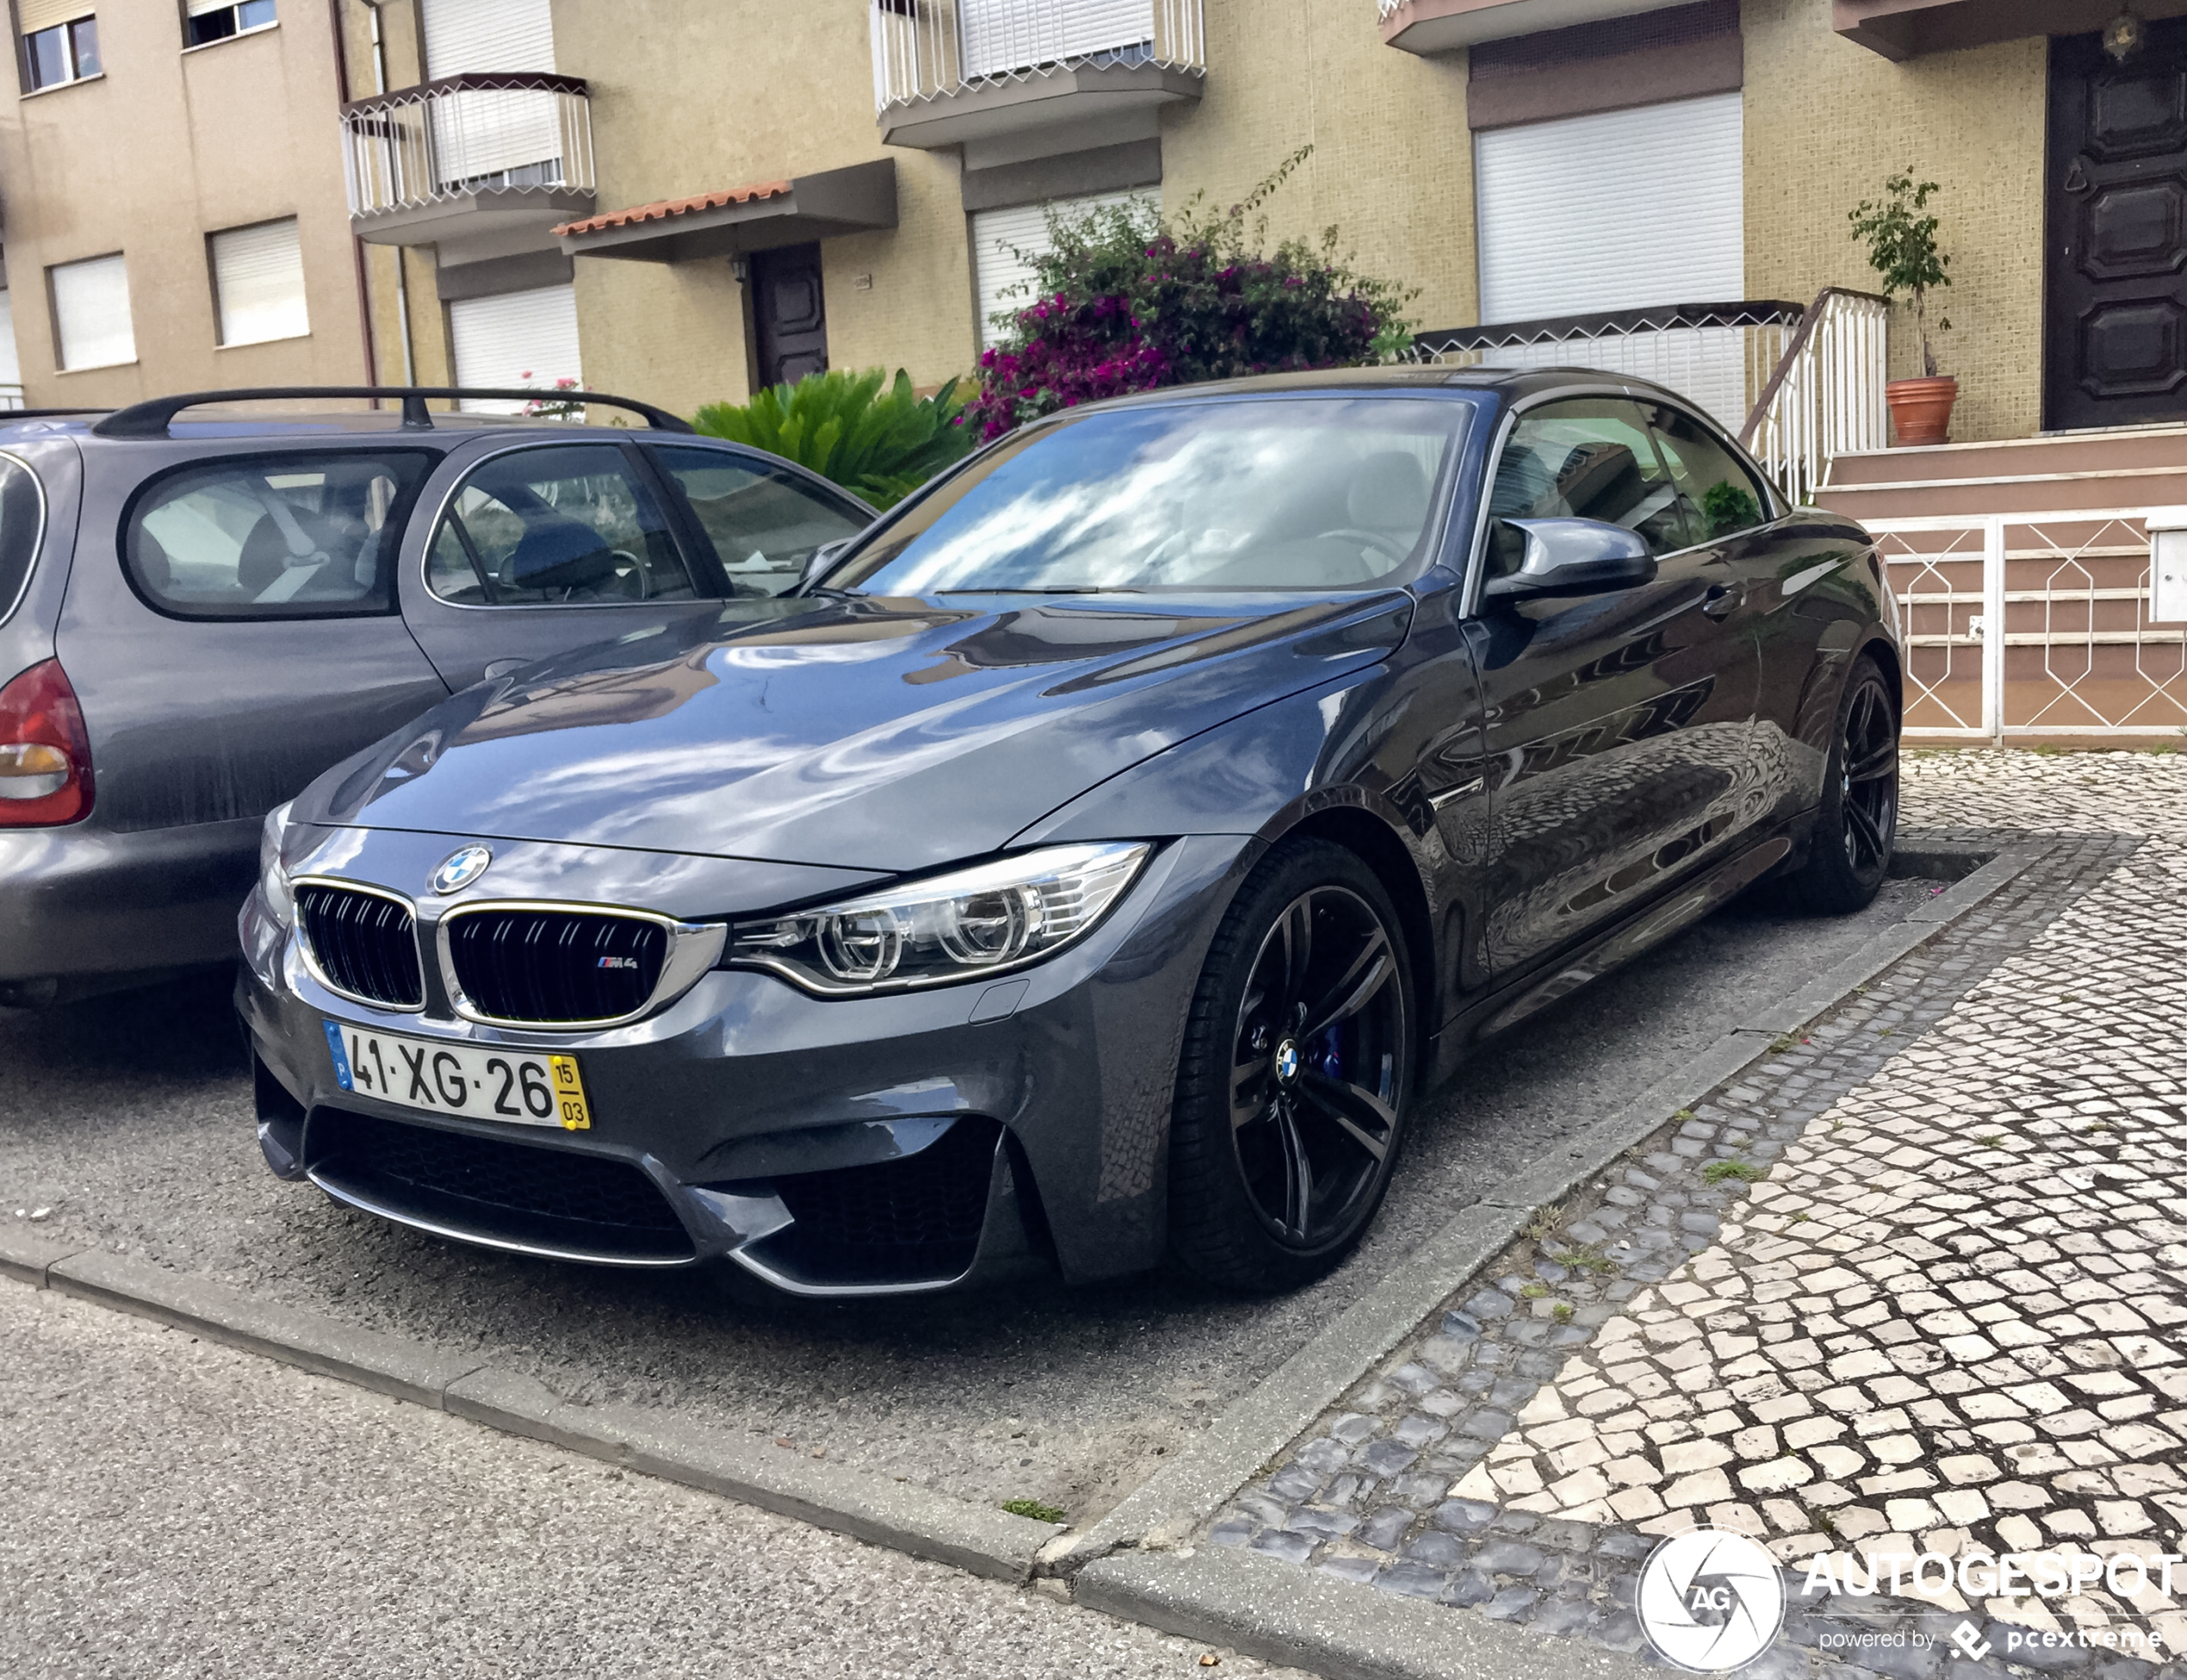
[0,873,1937,1528]
[0,1278,1310,1680]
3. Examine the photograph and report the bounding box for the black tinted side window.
[0,455,45,623]
[650,447,869,598]
[125,452,432,620]
[1485,398,1688,576]
[1645,404,1773,540]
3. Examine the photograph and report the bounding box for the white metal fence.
[1412,301,1800,435]
[0,386,22,412]
[1738,288,1890,508]
[871,0,1205,110]
[341,73,594,219]
[1869,510,2187,740]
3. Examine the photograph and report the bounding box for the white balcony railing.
[871,0,1205,111]
[1412,301,1804,437]
[341,73,593,219]
[1738,287,1890,507]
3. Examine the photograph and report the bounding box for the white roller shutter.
[421,0,559,183]
[17,0,92,34]
[211,219,308,346]
[50,253,134,371]
[973,189,1157,350]
[960,0,1155,78]
[1475,93,1744,324]
[449,282,579,412]
[0,289,19,387]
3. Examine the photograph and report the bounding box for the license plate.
[323,1021,592,1131]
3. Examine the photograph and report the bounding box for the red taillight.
[0,659,94,827]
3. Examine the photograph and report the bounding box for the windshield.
[830,396,1476,596]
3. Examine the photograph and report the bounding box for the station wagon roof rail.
[90,387,696,439]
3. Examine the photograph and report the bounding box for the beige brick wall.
[1161,0,1475,337]
[1742,0,2048,442]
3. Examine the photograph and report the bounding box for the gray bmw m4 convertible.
[239,366,1903,1299]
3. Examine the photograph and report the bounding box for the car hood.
[304,591,1411,872]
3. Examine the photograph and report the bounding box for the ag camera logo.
[1638,1526,1787,1672]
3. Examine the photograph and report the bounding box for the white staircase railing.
[1738,286,1889,507]
[871,0,1205,112]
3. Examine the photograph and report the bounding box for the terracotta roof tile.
[555,179,793,239]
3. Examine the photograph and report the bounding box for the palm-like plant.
[693,369,974,509]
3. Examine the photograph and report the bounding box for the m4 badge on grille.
[597,955,641,970]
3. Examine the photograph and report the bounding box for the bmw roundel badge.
[431,843,493,896]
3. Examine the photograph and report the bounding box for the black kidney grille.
[448,909,668,1024]
[296,884,424,1009]
[765,1118,1000,1286]
[307,1107,691,1258]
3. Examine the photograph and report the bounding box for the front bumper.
[1,816,259,996]
[238,831,1253,1296]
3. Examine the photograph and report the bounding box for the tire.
[1781,656,1899,914]
[1168,839,1415,1292]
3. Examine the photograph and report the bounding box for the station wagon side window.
[426,445,698,608]
[0,455,46,626]
[1484,398,1690,580]
[647,447,869,598]
[1641,403,1775,542]
[124,453,432,620]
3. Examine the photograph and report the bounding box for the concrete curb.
[1046,839,2041,1576]
[11,1244,1058,1584]
[1075,1546,1655,1680]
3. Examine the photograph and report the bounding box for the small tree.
[694,369,973,508]
[1849,171,1953,378]
[963,146,1418,439]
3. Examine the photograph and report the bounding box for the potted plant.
[1850,171,1955,445]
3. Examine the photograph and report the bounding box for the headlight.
[724,841,1151,995]
[259,799,294,928]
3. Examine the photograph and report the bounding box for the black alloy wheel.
[1786,657,1899,914]
[1169,840,1414,1291]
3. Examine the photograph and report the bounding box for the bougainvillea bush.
[963,147,1417,441]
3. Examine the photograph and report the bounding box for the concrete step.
[1816,461,2187,522]
[1825,425,2187,487]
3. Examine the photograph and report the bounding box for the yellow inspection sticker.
[548,1054,592,1131]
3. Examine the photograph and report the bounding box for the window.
[427,445,697,607]
[125,453,432,620]
[971,189,1157,350]
[652,448,868,598]
[1642,403,1772,541]
[0,455,46,625]
[49,252,133,371]
[1485,398,1690,577]
[447,283,579,413]
[21,3,97,90]
[184,0,275,47]
[210,219,308,345]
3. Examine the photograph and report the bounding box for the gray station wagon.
[0,386,874,1007]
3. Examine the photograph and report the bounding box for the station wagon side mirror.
[799,539,852,592]
[1480,518,1657,603]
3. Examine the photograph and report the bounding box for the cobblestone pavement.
[1209,752,2187,1678]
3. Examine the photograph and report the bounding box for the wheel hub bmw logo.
[431,844,493,896]
[1273,1038,1301,1083]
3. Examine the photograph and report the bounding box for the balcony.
[1377,0,1702,54]
[873,0,1204,158]
[341,73,595,263]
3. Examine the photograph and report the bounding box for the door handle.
[1701,584,1740,618]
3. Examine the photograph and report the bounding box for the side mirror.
[1480,518,1657,602]
[799,539,851,592]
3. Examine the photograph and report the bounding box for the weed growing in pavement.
[1790,1211,1812,1224]
[1674,1108,1697,1121]
[1002,1498,1066,1523]
[1520,1281,1550,1299]
[2035,743,2063,756]
[1878,1026,1896,1037]
[1552,1303,1574,1324]
[1554,1247,1617,1275]
[1703,1160,1768,1185]
[1977,1134,2006,1148]
[1769,1035,1797,1054]
[1524,1203,1571,1242]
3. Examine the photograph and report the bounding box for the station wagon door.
[63,445,452,837]
[395,438,734,692]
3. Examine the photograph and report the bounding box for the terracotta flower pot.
[1886,375,1959,447]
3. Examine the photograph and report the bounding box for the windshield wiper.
[934,586,1143,595]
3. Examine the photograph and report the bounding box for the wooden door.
[2046,20,2187,430]
[751,244,828,391]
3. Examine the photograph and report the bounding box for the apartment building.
[0,0,369,406]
